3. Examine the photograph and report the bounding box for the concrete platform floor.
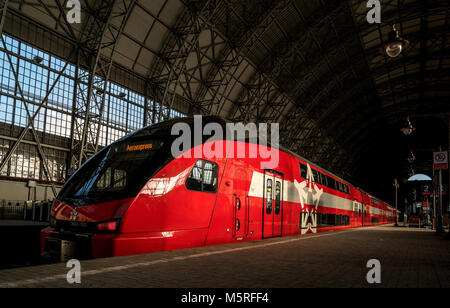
[0,225,449,288]
[0,220,49,227]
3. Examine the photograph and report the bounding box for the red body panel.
[42,140,395,259]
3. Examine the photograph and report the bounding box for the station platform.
[0,225,449,288]
[0,220,49,228]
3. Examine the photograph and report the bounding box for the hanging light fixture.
[381,25,410,58]
[400,116,415,136]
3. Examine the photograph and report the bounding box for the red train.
[41,117,397,261]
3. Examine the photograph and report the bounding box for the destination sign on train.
[126,143,153,152]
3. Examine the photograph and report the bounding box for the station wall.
[0,179,62,203]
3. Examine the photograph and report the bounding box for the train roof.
[126,116,383,201]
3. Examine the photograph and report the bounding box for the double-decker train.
[41,116,397,261]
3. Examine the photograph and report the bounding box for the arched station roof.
[1,0,449,197]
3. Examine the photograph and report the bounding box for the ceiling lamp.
[400,116,415,136]
[381,25,409,58]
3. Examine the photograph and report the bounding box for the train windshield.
[59,139,170,206]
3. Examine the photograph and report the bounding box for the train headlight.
[97,219,121,232]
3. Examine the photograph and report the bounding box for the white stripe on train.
[248,171,382,214]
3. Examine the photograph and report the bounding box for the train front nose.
[42,199,134,262]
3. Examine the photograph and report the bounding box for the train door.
[353,200,362,227]
[233,167,249,240]
[364,204,370,226]
[360,191,365,227]
[263,171,283,239]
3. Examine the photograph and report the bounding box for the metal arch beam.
[147,0,222,122]
[191,0,290,119]
[33,0,78,42]
[283,117,315,149]
[244,2,353,120]
[316,83,374,130]
[92,0,138,153]
[188,0,350,130]
[369,51,447,82]
[230,74,280,123]
[71,0,138,170]
[332,113,385,155]
[163,0,342,166]
[282,4,364,108]
[374,68,450,95]
[382,100,450,125]
[300,57,366,113]
[324,98,380,140]
[384,96,450,112]
[336,115,385,155]
[379,83,450,106]
[227,1,346,118]
[345,125,385,161]
[271,3,362,169]
[300,61,373,121]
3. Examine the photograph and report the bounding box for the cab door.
[263,171,283,239]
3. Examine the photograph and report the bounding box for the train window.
[326,176,333,189]
[300,163,307,179]
[317,213,349,227]
[266,179,273,214]
[96,168,127,191]
[321,173,328,186]
[186,160,218,193]
[317,172,322,185]
[186,161,203,191]
[330,178,336,190]
[203,161,218,192]
[58,142,169,206]
[312,170,318,183]
[275,181,281,215]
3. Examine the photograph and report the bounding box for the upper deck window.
[300,163,307,179]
